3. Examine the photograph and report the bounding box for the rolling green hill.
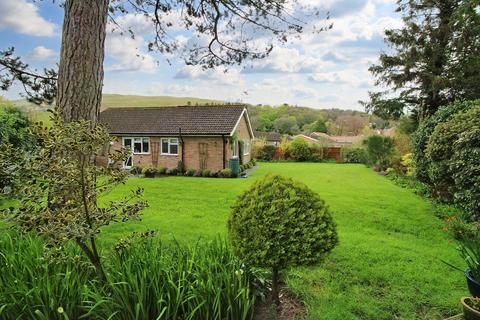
[101,94,224,109]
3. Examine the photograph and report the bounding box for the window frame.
[243,140,250,156]
[124,137,150,155]
[161,137,179,156]
[232,140,239,158]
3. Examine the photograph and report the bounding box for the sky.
[0,0,401,110]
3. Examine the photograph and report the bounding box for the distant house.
[253,131,282,146]
[99,105,254,172]
[291,134,320,143]
[310,132,363,147]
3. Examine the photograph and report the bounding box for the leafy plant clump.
[465,297,480,312]
[258,144,277,161]
[219,168,232,178]
[228,174,338,306]
[412,100,478,184]
[288,138,313,161]
[0,116,147,282]
[167,168,178,175]
[142,165,157,177]
[157,166,167,174]
[0,231,263,320]
[343,147,367,164]
[426,106,480,219]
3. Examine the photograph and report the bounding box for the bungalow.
[99,105,254,172]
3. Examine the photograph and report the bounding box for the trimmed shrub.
[186,169,196,176]
[362,135,395,170]
[142,166,157,178]
[209,171,218,178]
[288,138,312,161]
[343,147,367,164]
[219,168,232,178]
[228,175,338,306]
[201,169,211,177]
[426,106,480,219]
[412,100,479,183]
[157,167,167,175]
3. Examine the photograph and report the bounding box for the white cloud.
[105,15,158,73]
[106,35,158,73]
[174,65,244,86]
[29,46,56,60]
[0,0,55,37]
[243,47,327,74]
[98,0,399,109]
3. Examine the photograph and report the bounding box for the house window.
[232,140,239,158]
[243,140,250,155]
[128,137,150,154]
[161,138,179,155]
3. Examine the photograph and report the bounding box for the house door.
[123,138,133,169]
[199,143,208,170]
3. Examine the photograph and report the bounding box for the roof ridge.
[102,104,246,111]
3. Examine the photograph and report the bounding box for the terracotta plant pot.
[462,297,480,320]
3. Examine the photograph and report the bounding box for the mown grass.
[99,162,466,319]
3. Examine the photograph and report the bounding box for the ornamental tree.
[228,174,338,306]
[362,135,395,170]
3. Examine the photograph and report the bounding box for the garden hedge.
[426,106,480,220]
[412,100,479,184]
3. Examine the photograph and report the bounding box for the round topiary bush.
[426,106,480,219]
[228,174,338,306]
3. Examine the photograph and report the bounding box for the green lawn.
[100,162,466,320]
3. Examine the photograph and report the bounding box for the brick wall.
[226,113,252,164]
[105,113,253,171]
[108,135,227,172]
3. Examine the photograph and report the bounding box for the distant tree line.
[247,103,389,136]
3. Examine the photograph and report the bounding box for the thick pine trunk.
[57,0,109,124]
[54,0,110,283]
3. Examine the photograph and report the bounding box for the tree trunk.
[272,267,280,307]
[57,0,109,124]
